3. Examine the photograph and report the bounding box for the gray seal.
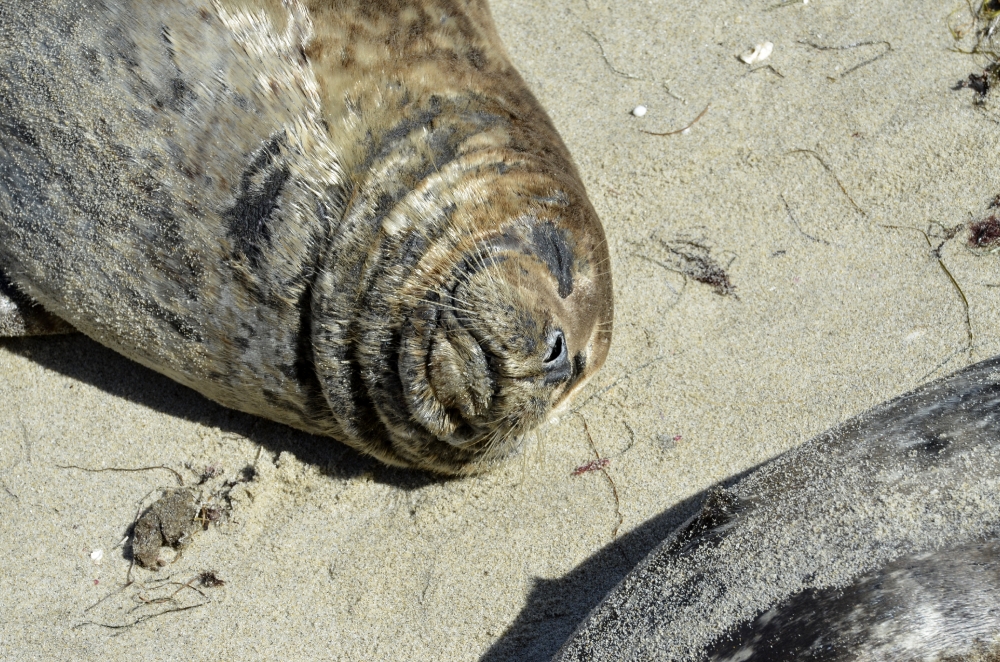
[555,355,1000,661]
[0,0,614,474]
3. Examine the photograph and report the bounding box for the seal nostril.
[543,331,571,385]
[542,330,572,387]
[544,330,565,365]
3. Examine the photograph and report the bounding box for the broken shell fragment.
[740,41,774,64]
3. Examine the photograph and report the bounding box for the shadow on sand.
[6,333,760,662]
[1,333,445,490]
[479,466,758,662]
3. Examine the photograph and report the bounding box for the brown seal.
[0,0,613,474]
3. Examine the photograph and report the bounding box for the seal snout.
[426,318,494,436]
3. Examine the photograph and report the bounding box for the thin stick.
[74,603,205,630]
[745,64,785,79]
[582,30,643,80]
[56,464,184,485]
[785,149,866,216]
[797,40,893,78]
[780,194,830,245]
[914,346,967,384]
[136,577,209,605]
[83,581,133,614]
[581,417,623,538]
[639,104,710,136]
[662,80,688,103]
[767,0,808,9]
[883,224,974,353]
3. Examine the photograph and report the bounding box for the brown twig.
[780,194,830,245]
[883,223,974,354]
[620,421,638,456]
[580,417,623,538]
[744,64,785,79]
[785,149,866,216]
[639,103,710,136]
[83,580,134,614]
[138,579,210,608]
[56,464,184,485]
[798,40,893,78]
[74,603,205,630]
[582,30,644,81]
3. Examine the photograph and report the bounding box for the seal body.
[555,355,1000,661]
[0,0,613,473]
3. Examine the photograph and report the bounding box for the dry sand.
[2,0,1000,660]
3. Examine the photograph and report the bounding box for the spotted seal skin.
[700,541,1000,661]
[555,355,1000,661]
[0,0,614,474]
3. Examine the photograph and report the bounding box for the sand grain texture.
[3,0,1000,660]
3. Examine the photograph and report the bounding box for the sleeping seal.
[0,0,614,474]
[555,355,1000,661]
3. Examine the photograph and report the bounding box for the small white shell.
[739,41,774,65]
[632,105,648,117]
[90,548,104,563]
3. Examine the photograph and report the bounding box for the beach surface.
[2,0,1000,660]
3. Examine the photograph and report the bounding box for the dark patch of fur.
[530,221,575,298]
[0,102,41,150]
[704,541,1000,662]
[156,77,197,112]
[362,101,442,171]
[913,430,952,454]
[224,135,290,267]
[467,47,486,70]
[131,292,202,343]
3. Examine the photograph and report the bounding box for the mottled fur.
[703,541,1000,661]
[556,355,1000,661]
[0,0,613,473]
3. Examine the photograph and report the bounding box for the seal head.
[301,0,615,472]
[309,91,614,472]
[382,184,610,472]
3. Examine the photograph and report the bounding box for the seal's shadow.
[6,333,758,659]
[479,467,758,662]
[1,333,441,490]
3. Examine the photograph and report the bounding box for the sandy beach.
[3,0,1000,660]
